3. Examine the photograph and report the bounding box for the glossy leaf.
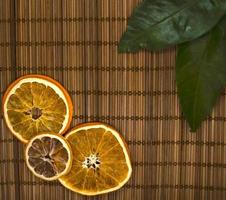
[119,0,226,52]
[176,17,226,131]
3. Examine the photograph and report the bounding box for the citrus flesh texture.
[3,76,72,143]
[59,123,132,196]
[25,134,72,181]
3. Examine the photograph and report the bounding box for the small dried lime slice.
[25,133,72,181]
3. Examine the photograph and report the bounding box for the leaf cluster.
[119,0,226,131]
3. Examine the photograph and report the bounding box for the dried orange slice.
[25,133,72,181]
[59,122,132,196]
[2,74,73,143]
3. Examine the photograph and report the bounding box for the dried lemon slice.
[2,74,73,143]
[59,122,132,196]
[25,133,72,181]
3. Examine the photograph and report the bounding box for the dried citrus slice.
[25,133,72,181]
[2,74,73,143]
[59,122,132,196]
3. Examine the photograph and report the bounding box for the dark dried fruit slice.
[25,133,72,181]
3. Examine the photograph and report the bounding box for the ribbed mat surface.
[0,0,225,200]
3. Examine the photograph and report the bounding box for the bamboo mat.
[0,0,225,200]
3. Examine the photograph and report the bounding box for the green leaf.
[118,0,226,52]
[176,17,226,132]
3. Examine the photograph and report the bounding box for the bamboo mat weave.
[0,0,226,200]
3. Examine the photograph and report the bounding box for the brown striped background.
[0,0,225,200]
